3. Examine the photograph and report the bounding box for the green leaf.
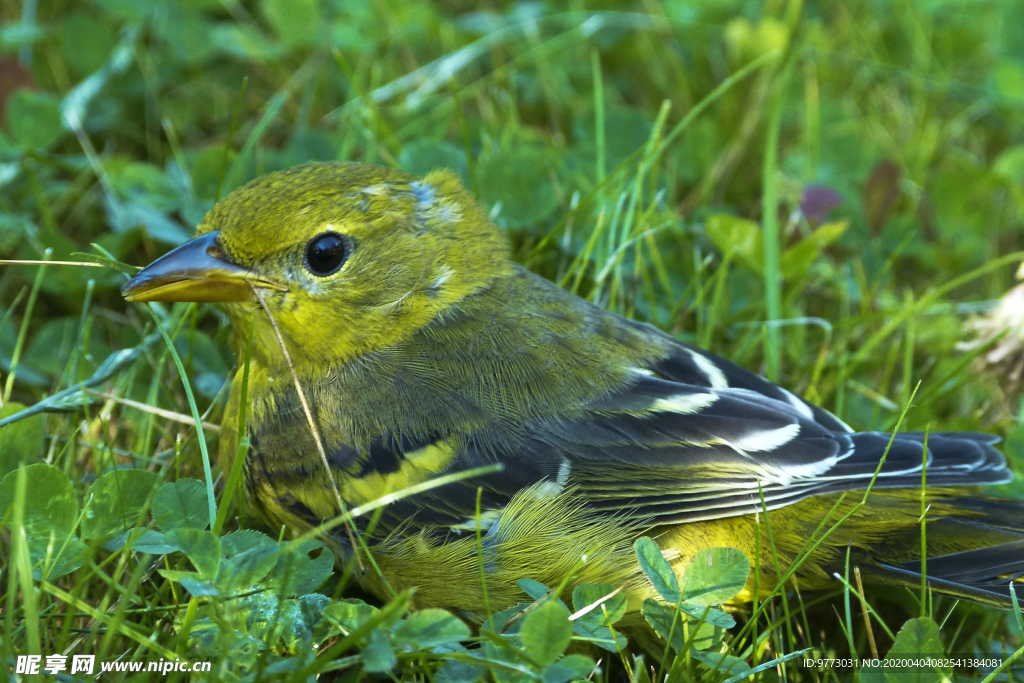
[272,542,334,595]
[392,608,471,651]
[484,602,532,635]
[520,599,572,667]
[483,640,533,683]
[59,13,114,76]
[5,89,65,150]
[704,214,763,274]
[159,569,220,597]
[691,650,750,678]
[0,463,78,532]
[477,147,560,230]
[516,578,553,602]
[125,529,177,554]
[780,220,848,280]
[570,583,628,650]
[436,658,486,683]
[59,22,135,131]
[674,602,735,629]
[152,13,217,66]
[681,547,750,606]
[399,139,468,180]
[28,534,87,580]
[0,403,43,478]
[541,654,596,683]
[882,617,949,683]
[105,197,190,244]
[22,316,109,379]
[219,529,279,590]
[152,479,210,531]
[288,594,332,652]
[322,599,380,634]
[634,537,680,602]
[641,599,685,650]
[641,599,722,652]
[106,160,181,212]
[0,464,84,579]
[81,469,158,540]
[572,583,626,624]
[571,618,628,653]
[165,528,221,579]
[362,627,396,673]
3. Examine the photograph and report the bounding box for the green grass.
[2,0,1024,680]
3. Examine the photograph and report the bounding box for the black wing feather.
[336,324,1011,534]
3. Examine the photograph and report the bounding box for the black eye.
[304,232,348,276]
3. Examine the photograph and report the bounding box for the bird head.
[122,162,513,368]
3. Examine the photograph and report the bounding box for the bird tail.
[853,496,1024,609]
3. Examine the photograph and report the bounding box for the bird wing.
[539,370,1008,524]
[646,334,854,434]
[336,342,1008,535]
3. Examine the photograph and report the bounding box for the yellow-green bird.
[123,161,1024,620]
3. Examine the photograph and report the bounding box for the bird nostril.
[206,244,224,259]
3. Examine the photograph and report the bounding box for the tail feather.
[852,498,1024,609]
[920,540,1024,584]
[861,562,1023,609]
[840,430,1023,608]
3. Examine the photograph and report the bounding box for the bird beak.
[122,231,286,303]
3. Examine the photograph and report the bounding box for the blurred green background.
[3,0,1024,433]
[2,0,1024,678]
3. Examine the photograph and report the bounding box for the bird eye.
[304,232,348,276]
